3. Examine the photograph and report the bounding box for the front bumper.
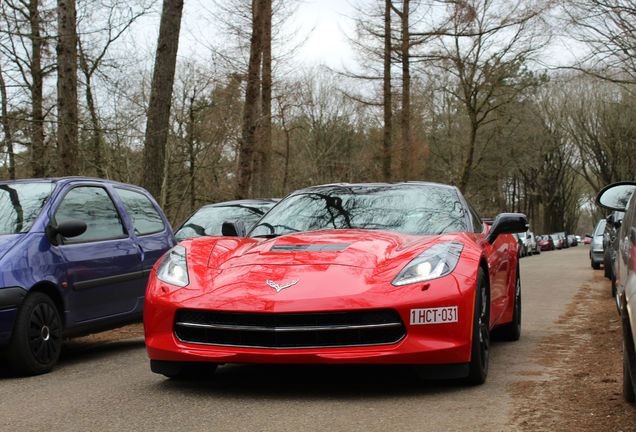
[0,287,26,345]
[144,274,477,366]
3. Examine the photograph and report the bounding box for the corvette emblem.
[266,279,299,292]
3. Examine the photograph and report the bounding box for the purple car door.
[51,185,143,324]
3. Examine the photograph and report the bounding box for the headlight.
[391,241,464,286]
[156,245,189,287]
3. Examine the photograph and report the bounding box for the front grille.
[174,309,406,349]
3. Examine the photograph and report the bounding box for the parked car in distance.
[589,218,607,269]
[524,231,540,255]
[550,233,564,249]
[512,233,527,257]
[537,234,555,251]
[0,177,176,375]
[567,234,578,247]
[595,181,636,403]
[175,199,278,242]
[555,232,569,248]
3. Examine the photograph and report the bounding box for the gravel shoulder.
[511,253,635,431]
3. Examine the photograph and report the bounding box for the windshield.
[250,185,467,238]
[0,182,55,235]
[176,204,271,241]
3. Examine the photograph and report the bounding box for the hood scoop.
[270,244,350,252]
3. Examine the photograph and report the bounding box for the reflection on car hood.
[0,233,25,262]
[208,230,440,270]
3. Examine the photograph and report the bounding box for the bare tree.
[77,0,154,178]
[0,0,56,177]
[564,0,636,86]
[416,0,550,191]
[142,0,183,202]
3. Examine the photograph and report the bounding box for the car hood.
[0,233,25,261]
[206,230,439,270]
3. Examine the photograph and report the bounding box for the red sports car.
[144,182,527,384]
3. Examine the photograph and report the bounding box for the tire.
[151,360,218,380]
[467,268,490,385]
[498,270,521,341]
[7,292,62,375]
[591,260,600,270]
[623,342,635,403]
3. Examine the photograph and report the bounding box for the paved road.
[0,246,592,431]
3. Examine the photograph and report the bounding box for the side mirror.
[596,182,636,211]
[46,219,87,245]
[485,213,528,244]
[221,219,246,237]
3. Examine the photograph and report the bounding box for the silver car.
[596,181,636,403]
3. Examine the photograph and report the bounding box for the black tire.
[7,292,62,375]
[498,270,521,341]
[623,342,635,403]
[467,268,490,385]
[591,261,600,270]
[151,360,218,380]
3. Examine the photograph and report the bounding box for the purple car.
[0,177,175,375]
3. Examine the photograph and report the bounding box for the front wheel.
[7,292,62,375]
[467,268,490,385]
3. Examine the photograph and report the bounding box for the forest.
[0,0,634,234]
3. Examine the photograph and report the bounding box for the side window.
[115,187,165,236]
[467,203,485,233]
[55,186,126,243]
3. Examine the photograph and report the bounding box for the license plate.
[410,306,458,325]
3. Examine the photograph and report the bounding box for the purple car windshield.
[0,182,55,235]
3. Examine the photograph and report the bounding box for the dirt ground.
[69,271,636,431]
[511,272,635,431]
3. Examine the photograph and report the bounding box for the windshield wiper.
[252,233,280,239]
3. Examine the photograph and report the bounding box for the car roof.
[0,176,147,190]
[292,181,460,195]
[198,198,279,209]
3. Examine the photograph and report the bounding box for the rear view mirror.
[221,219,247,237]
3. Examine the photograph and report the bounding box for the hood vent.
[270,244,350,252]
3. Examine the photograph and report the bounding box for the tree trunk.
[382,0,393,182]
[57,0,78,176]
[0,63,16,179]
[236,0,265,199]
[399,0,410,180]
[142,0,184,202]
[29,0,46,177]
[457,121,477,192]
[257,0,272,197]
